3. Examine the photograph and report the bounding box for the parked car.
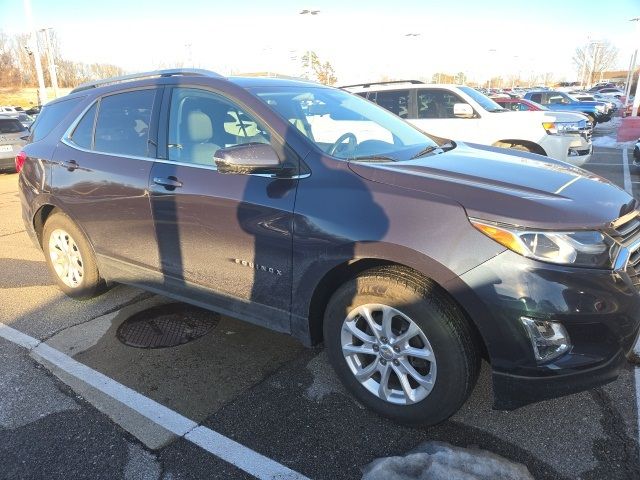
[570,92,617,115]
[0,115,28,172]
[17,69,640,425]
[344,81,592,165]
[0,106,19,113]
[588,83,616,92]
[1,112,36,129]
[595,88,624,99]
[524,90,610,125]
[634,138,640,161]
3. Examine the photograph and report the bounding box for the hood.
[349,142,635,230]
[570,100,607,108]
[537,110,590,122]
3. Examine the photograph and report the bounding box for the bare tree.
[573,41,618,86]
[301,51,338,85]
[0,29,126,89]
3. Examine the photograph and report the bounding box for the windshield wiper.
[349,155,396,163]
[411,142,453,160]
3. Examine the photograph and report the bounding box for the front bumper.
[446,250,640,409]
[540,134,592,166]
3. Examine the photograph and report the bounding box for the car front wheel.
[323,266,480,425]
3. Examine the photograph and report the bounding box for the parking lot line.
[622,148,632,195]
[0,322,310,480]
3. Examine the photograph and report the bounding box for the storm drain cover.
[117,303,219,348]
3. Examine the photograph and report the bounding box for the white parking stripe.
[0,322,310,480]
[622,147,632,194]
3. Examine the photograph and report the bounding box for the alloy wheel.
[340,303,436,405]
[48,228,84,288]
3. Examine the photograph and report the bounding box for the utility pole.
[624,50,637,102]
[23,0,47,106]
[40,28,59,98]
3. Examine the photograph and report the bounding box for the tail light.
[15,151,26,173]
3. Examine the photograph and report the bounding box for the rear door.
[148,86,298,331]
[52,88,162,273]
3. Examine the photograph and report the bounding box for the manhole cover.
[117,303,219,348]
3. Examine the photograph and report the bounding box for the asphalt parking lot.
[1,139,640,479]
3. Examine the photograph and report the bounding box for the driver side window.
[168,88,270,166]
[417,89,470,119]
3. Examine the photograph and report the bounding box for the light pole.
[39,28,59,98]
[299,9,320,80]
[487,49,497,89]
[630,17,640,117]
[23,0,46,107]
[404,33,421,79]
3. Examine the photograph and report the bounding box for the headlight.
[471,219,616,268]
[542,121,584,135]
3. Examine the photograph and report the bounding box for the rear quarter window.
[31,97,83,142]
[0,119,25,134]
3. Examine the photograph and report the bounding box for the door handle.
[61,160,79,171]
[153,176,183,190]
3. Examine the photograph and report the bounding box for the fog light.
[520,317,571,363]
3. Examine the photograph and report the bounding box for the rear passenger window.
[370,90,410,118]
[31,97,82,142]
[94,90,155,157]
[69,103,97,149]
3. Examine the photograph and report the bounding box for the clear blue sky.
[1,0,639,83]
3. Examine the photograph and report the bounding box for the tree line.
[0,30,124,89]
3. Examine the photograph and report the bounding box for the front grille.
[609,211,640,290]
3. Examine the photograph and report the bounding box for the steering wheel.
[328,133,357,156]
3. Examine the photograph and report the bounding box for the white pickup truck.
[342,81,593,166]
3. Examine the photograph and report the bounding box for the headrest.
[187,111,213,142]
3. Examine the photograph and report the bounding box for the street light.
[487,49,497,89]
[630,17,640,117]
[299,9,320,79]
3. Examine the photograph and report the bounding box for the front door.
[149,86,298,331]
[52,88,162,273]
[410,88,482,142]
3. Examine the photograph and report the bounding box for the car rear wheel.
[43,211,106,299]
[323,266,480,425]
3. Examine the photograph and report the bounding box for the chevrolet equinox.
[17,69,640,425]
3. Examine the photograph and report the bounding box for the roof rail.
[70,68,224,94]
[340,79,425,89]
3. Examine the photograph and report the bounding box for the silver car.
[0,116,28,172]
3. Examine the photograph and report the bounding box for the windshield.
[458,86,506,112]
[250,86,439,161]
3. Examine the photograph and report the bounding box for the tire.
[323,266,480,425]
[42,211,106,299]
[509,144,533,153]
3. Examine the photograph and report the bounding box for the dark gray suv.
[17,69,640,425]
